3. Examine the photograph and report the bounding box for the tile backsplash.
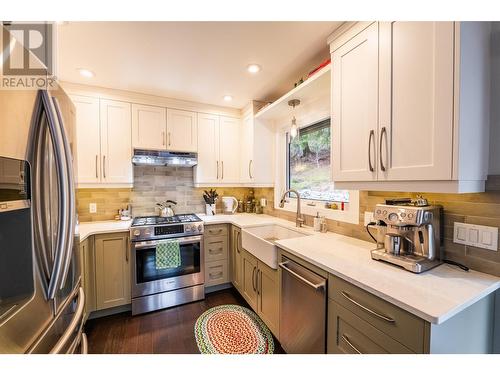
[77,166,260,221]
[77,172,500,276]
[260,189,500,277]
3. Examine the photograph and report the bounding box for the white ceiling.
[56,22,341,109]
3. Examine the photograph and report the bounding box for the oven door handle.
[133,236,203,249]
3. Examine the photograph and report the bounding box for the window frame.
[274,116,360,225]
[286,118,345,202]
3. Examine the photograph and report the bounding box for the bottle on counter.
[314,212,322,232]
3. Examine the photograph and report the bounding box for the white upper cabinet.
[219,116,241,183]
[195,113,219,184]
[71,95,101,184]
[379,22,454,180]
[329,21,491,193]
[332,22,378,182]
[240,103,274,186]
[99,99,133,184]
[166,109,197,152]
[239,113,254,184]
[194,114,241,185]
[131,104,167,150]
[72,96,132,186]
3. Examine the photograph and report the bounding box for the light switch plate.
[453,222,498,251]
[89,203,97,214]
[364,211,374,226]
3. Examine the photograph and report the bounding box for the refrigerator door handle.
[30,91,71,300]
[32,120,52,291]
[80,333,88,354]
[51,96,76,290]
[50,287,85,354]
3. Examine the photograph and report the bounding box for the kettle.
[156,200,177,217]
[222,196,238,214]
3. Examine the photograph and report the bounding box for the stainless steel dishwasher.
[279,255,327,353]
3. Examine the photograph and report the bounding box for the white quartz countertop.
[77,213,500,324]
[77,219,132,242]
[274,232,500,324]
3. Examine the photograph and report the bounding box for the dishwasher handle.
[279,261,326,291]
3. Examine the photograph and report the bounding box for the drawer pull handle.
[209,248,223,253]
[209,272,223,279]
[209,229,223,235]
[341,334,362,354]
[208,241,223,245]
[340,291,395,324]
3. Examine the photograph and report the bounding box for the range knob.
[198,225,203,232]
[144,229,151,236]
[133,229,141,237]
[185,225,192,232]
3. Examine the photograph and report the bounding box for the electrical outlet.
[364,211,374,226]
[453,222,498,251]
[89,203,97,214]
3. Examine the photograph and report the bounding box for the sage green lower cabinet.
[204,225,230,287]
[230,226,243,292]
[94,232,131,310]
[328,300,413,354]
[241,249,258,310]
[329,275,427,353]
[238,247,280,339]
[327,274,496,354]
[79,237,96,321]
[256,260,279,337]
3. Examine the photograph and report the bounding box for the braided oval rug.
[194,304,274,354]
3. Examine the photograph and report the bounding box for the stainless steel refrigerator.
[0,28,86,354]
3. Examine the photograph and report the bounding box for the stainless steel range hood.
[132,149,197,167]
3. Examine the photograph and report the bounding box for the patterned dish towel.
[156,240,181,269]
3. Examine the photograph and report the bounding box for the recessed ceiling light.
[78,68,94,78]
[223,95,233,102]
[247,64,261,74]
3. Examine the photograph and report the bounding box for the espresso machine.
[370,203,443,273]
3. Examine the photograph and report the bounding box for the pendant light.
[288,99,300,139]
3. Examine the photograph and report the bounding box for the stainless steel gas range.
[129,214,205,315]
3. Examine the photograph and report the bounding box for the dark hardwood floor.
[85,287,284,354]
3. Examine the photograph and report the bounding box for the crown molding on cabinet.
[60,81,241,119]
[327,21,375,52]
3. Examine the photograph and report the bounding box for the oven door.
[131,236,204,298]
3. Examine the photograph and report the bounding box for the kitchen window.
[286,119,349,202]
